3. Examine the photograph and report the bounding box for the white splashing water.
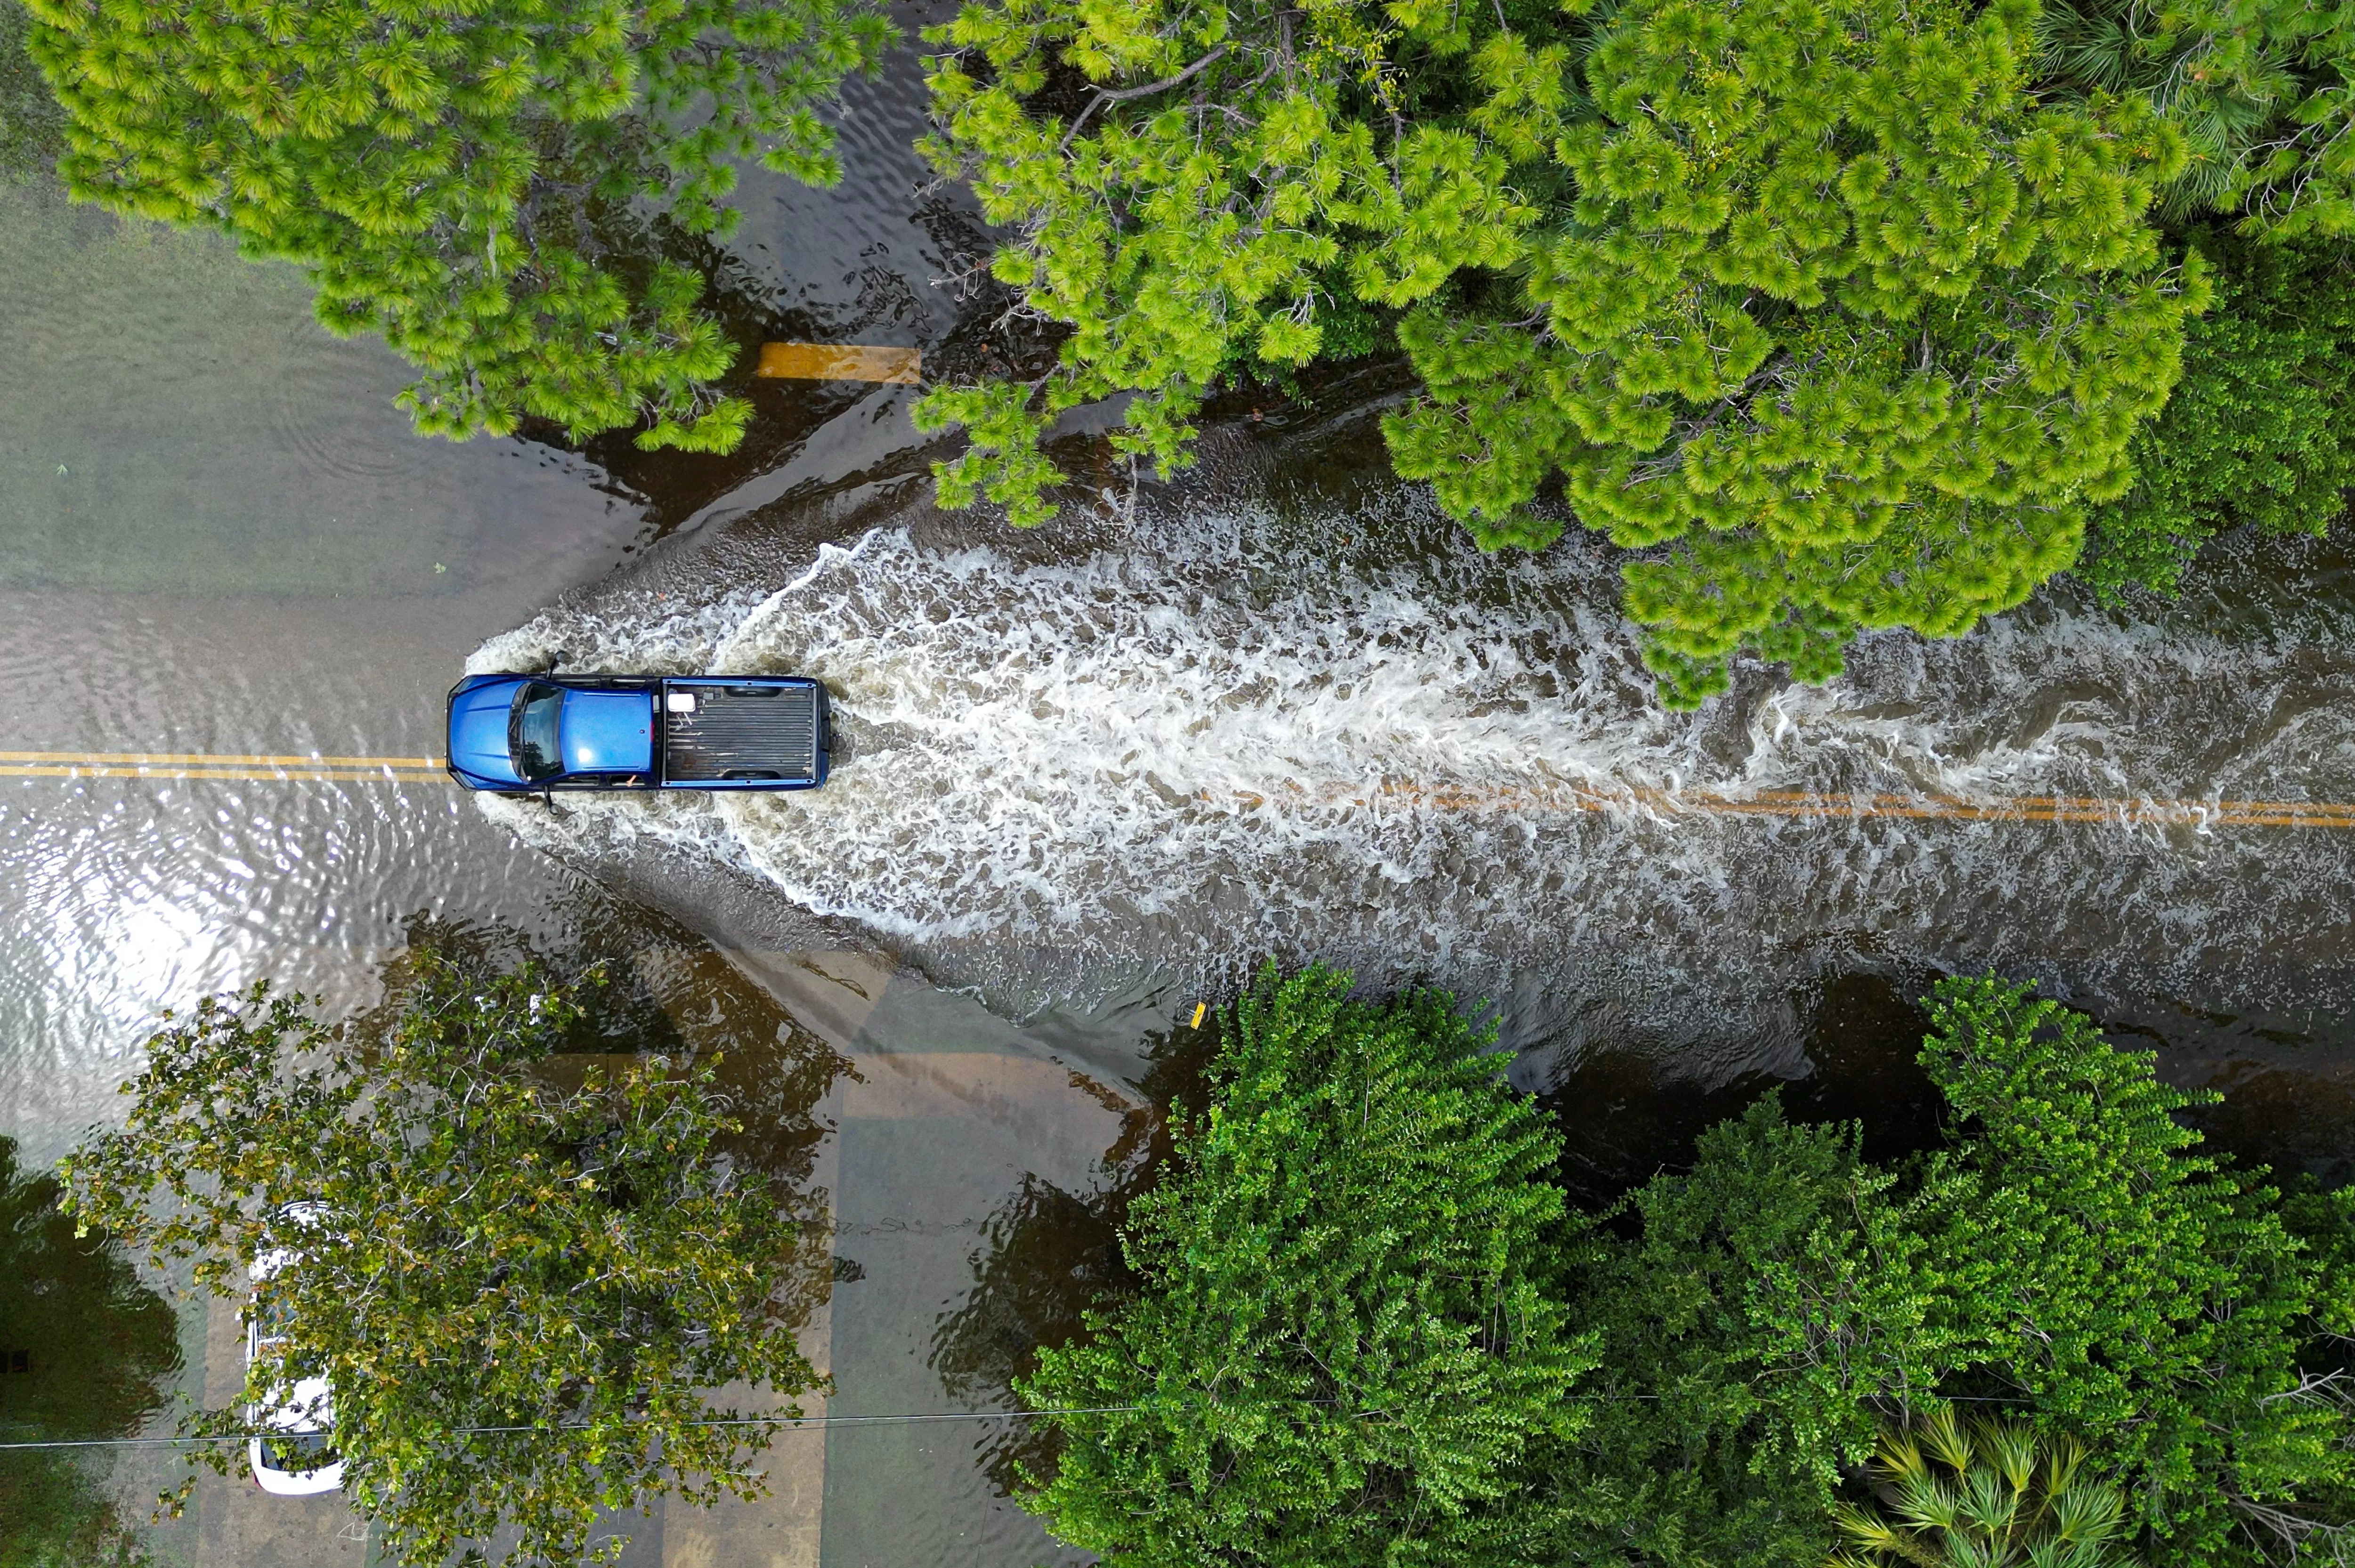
[470,493,2355,1040]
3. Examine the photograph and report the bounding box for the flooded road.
[5,19,2355,1565]
[0,176,649,1161]
[0,90,1118,1564]
[487,451,2355,1083]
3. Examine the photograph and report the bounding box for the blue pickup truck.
[446,674,831,793]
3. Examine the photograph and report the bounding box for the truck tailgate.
[662,683,823,784]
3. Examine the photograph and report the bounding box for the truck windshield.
[507,683,565,782]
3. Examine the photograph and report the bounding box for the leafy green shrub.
[24,0,892,452]
[1015,962,1594,1568]
[1546,1095,1923,1568]
[1910,976,2354,1560]
[1009,971,2355,1568]
[2080,232,2355,597]
[1559,977,2355,1567]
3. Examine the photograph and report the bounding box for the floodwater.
[485,447,2355,1080]
[4,14,2355,1565]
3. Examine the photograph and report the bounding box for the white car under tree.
[246,1206,341,1495]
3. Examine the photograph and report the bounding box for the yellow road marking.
[1,749,2347,829]
[0,769,446,783]
[0,750,447,784]
[0,750,440,768]
[1209,781,2355,830]
[754,342,922,384]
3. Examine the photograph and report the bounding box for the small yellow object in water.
[755,343,923,384]
[1190,1002,1208,1030]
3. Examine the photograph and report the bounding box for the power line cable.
[0,1406,1151,1451]
[0,1390,2045,1453]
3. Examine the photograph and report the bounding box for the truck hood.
[561,689,653,774]
[448,678,525,785]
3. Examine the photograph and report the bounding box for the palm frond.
[1984,1422,2038,1496]
[1895,1475,1966,1534]
[1835,1414,2132,1568]
[2050,1478,2125,1547]
[1922,1406,1973,1475]
[1960,1466,2021,1540]
[1879,1430,1933,1491]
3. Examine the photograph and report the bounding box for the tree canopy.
[61,951,833,1568]
[1016,963,1595,1568]
[1392,0,2203,703]
[1911,979,2355,1557]
[23,0,891,452]
[1011,968,2355,1568]
[915,0,2355,704]
[2079,229,2355,596]
[1553,978,2355,1568]
[2033,0,2355,238]
[912,0,1533,523]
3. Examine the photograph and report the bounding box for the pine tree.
[2034,0,2355,239]
[919,0,2221,706]
[1383,0,2207,703]
[23,0,893,452]
[912,0,1541,524]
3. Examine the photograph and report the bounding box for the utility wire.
[0,1406,1152,1452]
[0,1390,2041,1453]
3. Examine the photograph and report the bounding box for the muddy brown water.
[4,29,2355,1563]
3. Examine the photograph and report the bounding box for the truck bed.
[662,683,824,784]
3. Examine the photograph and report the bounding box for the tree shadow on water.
[1543,970,1945,1215]
[927,1017,1222,1497]
[348,910,855,1329]
[355,910,853,1189]
[0,1134,183,1562]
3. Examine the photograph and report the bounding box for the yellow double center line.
[0,751,447,784]
[5,751,2351,830]
[1215,780,2355,831]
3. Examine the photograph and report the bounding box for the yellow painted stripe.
[0,750,447,784]
[1207,781,2355,830]
[755,342,922,384]
[0,750,440,767]
[0,763,447,777]
[0,767,447,783]
[2,748,2347,828]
